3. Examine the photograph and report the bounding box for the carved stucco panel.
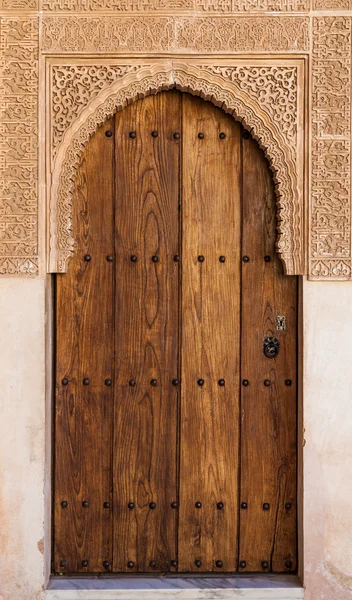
[49,62,303,277]
[174,18,309,52]
[313,0,351,8]
[310,17,352,280]
[41,16,309,54]
[41,0,309,11]
[0,16,39,276]
[51,64,297,158]
[51,65,147,157]
[0,0,38,7]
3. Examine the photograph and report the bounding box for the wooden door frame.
[43,60,306,587]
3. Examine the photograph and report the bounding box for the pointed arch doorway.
[54,90,297,575]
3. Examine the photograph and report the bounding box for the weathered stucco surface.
[0,279,46,600]
[303,280,352,600]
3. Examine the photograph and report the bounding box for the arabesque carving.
[42,16,309,54]
[0,0,38,7]
[174,17,309,52]
[207,66,297,149]
[313,0,351,8]
[49,63,304,277]
[41,0,309,11]
[52,64,297,157]
[52,65,144,156]
[0,17,39,276]
[2,6,352,280]
[310,17,352,280]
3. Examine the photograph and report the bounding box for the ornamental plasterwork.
[0,17,39,275]
[51,65,143,156]
[0,5,352,280]
[41,0,309,11]
[42,16,309,53]
[310,17,352,279]
[0,1,38,7]
[207,66,297,149]
[51,64,297,158]
[313,0,351,7]
[49,62,303,276]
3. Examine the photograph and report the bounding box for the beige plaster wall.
[303,279,352,600]
[0,279,46,600]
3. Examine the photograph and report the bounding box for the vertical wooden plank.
[54,119,115,573]
[239,134,297,573]
[113,91,180,573]
[179,96,241,572]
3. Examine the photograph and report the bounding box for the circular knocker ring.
[263,337,280,358]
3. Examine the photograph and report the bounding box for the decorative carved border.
[310,17,352,279]
[48,60,305,276]
[0,16,39,275]
[42,16,309,54]
[41,0,310,12]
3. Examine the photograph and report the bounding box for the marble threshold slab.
[46,574,304,599]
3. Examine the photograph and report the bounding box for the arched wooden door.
[54,90,297,575]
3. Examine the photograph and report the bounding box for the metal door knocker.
[263,337,280,358]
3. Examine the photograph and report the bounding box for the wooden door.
[54,90,297,575]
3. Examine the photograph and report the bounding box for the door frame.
[43,58,306,591]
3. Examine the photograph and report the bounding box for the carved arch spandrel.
[49,62,305,276]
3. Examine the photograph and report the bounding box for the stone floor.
[46,574,304,599]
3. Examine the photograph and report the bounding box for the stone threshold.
[46,574,304,599]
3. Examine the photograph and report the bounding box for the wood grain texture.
[54,118,115,573]
[179,95,241,573]
[113,91,180,573]
[239,134,297,573]
[54,91,298,576]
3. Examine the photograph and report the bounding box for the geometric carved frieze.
[174,18,309,53]
[0,1,38,7]
[41,0,309,11]
[0,16,39,276]
[313,0,351,7]
[310,17,352,280]
[48,60,305,277]
[42,16,309,54]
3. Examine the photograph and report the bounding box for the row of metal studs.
[58,558,293,570]
[82,254,275,263]
[61,378,292,386]
[105,130,229,140]
[60,500,293,511]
